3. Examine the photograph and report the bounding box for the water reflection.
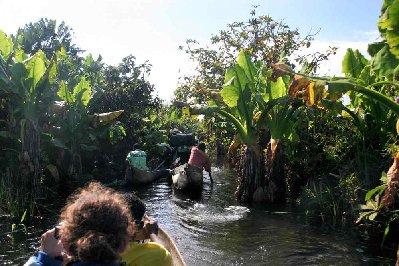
[0,159,395,265]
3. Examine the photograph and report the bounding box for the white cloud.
[293,39,376,76]
[0,0,186,101]
[0,1,380,101]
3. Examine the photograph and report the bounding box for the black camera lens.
[54,225,61,240]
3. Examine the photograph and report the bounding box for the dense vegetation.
[1,0,399,261]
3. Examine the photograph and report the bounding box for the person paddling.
[187,142,213,183]
[120,193,172,266]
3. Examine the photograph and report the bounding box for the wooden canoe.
[142,216,186,266]
[125,166,169,186]
[172,164,203,191]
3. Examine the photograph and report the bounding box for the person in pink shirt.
[188,142,213,183]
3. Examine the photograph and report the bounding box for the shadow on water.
[0,157,396,265]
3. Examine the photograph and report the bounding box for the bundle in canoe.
[172,164,203,191]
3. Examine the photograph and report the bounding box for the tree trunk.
[264,141,286,203]
[235,144,265,203]
[17,118,42,212]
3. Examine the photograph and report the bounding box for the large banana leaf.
[378,0,399,59]
[0,29,12,60]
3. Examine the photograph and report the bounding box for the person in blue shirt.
[24,182,134,266]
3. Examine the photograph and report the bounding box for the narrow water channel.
[0,158,395,265]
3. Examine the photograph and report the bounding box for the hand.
[40,228,64,258]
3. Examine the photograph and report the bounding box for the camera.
[54,224,62,240]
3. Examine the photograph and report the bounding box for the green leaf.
[73,77,92,106]
[57,80,74,103]
[233,64,249,94]
[365,184,386,201]
[26,50,46,91]
[0,29,13,59]
[207,99,217,107]
[356,211,371,224]
[48,59,57,84]
[354,49,369,66]
[20,210,27,223]
[369,43,399,78]
[342,48,364,78]
[270,77,287,99]
[56,47,67,60]
[368,212,378,221]
[368,41,385,57]
[84,54,94,66]
[380,171,388,184]
[0,62,9,87]
[8,62,27,95]
[14,46,28,63]
[11,223,16,233]
[382,224,390,246]
[359,65,373,86]
[379,0,399,29]
[386,29,399,58]
[237,50,256,83]
[220,84,240,107]
[224,68,235,84]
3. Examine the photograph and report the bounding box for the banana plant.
[254,70,301,203]
[1,28,126,205]
[0,29,59,217]
[190,50,301,203]
[50,72,125,176]
[187,50,267,202]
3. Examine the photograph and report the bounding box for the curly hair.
[125,193,146,221]
[59,182,134,263]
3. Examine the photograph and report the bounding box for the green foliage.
[57,77,92,106]
[109,122,126,145]
[0,21,126,218]
[17,18,81,59]
[378,0,399,59]
[369,42,399,79]
[89,55,162,164]
[356,172,399,247]
[0,29,13,59]
[299,173,361,226]
[176,6,332,105]
[11,210,28,235]
[342,48,369,78]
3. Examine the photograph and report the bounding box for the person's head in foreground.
[59,182,134,263]
[125,193,146,229]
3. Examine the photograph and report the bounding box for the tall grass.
[0,169,36,221]
[298,173,361,226]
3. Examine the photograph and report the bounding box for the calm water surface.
[0,159,395,265]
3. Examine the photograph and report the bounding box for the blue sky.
[0,0,383,100]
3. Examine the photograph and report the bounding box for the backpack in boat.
[169,133,196,147]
